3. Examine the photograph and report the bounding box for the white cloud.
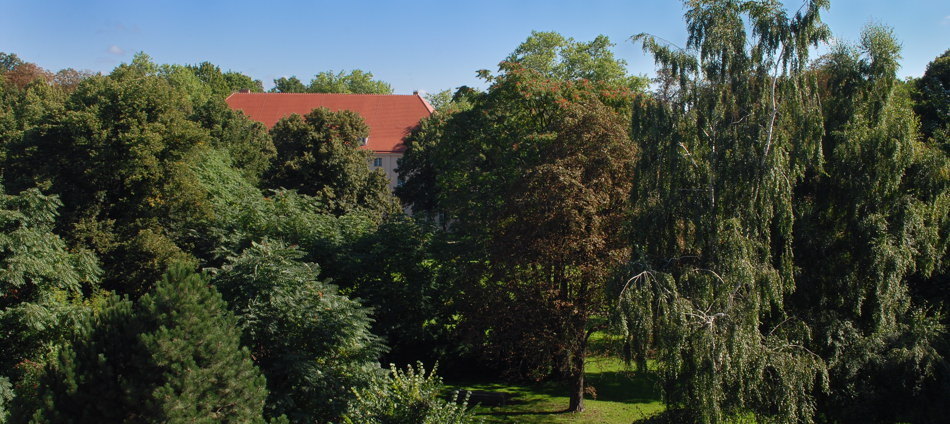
[107,45,125,56]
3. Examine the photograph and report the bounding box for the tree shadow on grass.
[586,371,661,403]
[504,370,661,404]
[480,408,570,417]
[451,366,662,423]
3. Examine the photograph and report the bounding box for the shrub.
[343,362,480,424]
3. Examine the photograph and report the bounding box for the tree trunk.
[567,345,586,412]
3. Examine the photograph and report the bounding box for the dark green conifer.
[22,265,268,423]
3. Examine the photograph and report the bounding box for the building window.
[373,158,383,167]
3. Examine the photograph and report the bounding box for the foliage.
[402,31,642,412]
[619,1,832,422]
[4,53,210,296]
[49,68,95,93]
[0,376,10,424]
[212,241,385,423]
[423,89,454,111]
[185,148,381,288]
[271,76,308,93]
[395,107,458,219]
[913,49,950,147]
[794,26,950,424]
[0,63,51,91]
[189,149,451,366]
[343,216,459,365]
[0,54,24,75]
[192,99,275,183]
[272,70,392,94]
[21,265,268,423]
[343,363,479,424]
[0,187,101,382]
[504,31,648,92]
[267,107,396,216]
[0,76,67,169]
[160,63,215,110]
[308,69,393,94]
[398,88,476,218]
[187,61,264,97]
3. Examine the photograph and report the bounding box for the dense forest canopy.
[0,1,947,423]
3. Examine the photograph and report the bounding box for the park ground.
[447,334,665,424]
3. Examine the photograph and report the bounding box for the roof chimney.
[412,90,419,95]
[238,89,251,94]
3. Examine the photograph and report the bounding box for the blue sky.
[2,1,947,94]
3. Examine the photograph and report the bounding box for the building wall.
[368,153,403,191]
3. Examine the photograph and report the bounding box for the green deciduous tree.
[187,61,263,98]
[50,68,95,93]
[307,69,393,94]
[185,147,381,283]
[213,241,384,423]
[0,187,101,394]
[0,76,67,169]
[4,54,211,296]
[271,76,308,93]
[506,31,648,92]
[618,1,831,422]
[0,54,24,75]
[343,216,458,365]
[21,265,268,423]
[267,107,396,216]
[271,70,392,94]
[405,32,641,411]
[192,99,275,184]
[0,376,11,424]
[913,49,950,149]
[395,106,460,220]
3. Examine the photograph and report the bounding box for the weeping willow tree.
[618,1,830,422]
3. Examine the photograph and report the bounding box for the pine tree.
[22,265,268,423]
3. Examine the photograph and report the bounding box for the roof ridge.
[416,92,435,114]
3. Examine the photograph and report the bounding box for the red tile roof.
[225,93,434,153]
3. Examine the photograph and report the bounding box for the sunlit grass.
[446,356,664,424]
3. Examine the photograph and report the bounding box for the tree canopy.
[399,31,642,412]
[619,0,832,421]
[213,241,384,423]
[271,69,392,94]
[0,7,947,423]
[267,107,396,216]
[22,266,268,423]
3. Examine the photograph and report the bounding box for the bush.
[343,362,480,424]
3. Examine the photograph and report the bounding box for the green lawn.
[446,356,665,424]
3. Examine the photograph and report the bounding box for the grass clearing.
[446,356,664,423]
